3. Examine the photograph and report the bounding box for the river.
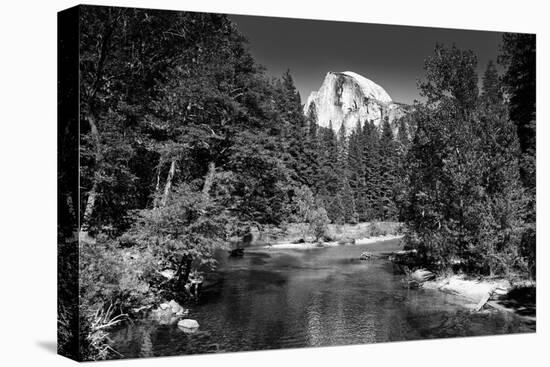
[110,239,535,359]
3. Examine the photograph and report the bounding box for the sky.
[229,14,505,105]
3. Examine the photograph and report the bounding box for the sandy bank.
[422,275,510,304]
[255,234,404,250]
[422,275,536,321]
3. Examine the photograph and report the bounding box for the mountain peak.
[304,71,406,135]
[339,71,392,103]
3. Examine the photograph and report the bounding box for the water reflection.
[111,240,535,358]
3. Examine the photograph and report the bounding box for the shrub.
[310,207,330,242]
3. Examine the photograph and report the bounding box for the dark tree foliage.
[274,70,312,188]
[79,8,305,235]
[76,8,313,360]
[347,122,368,220]
[378,117,399,219]
[308,113,408,224]
[498,33,536,273]
[419,44,479,114]
[404,45,530,276]
[481,60,502,106]
[499,33,536,204]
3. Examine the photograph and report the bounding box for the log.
[474,292,491,312]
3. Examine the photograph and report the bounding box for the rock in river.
[152,300,189,324]
[168,299,184,314]
[178,319,200,333]
[410,269,436,283]
[360,251,374,260]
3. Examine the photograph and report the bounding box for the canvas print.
[57,4,536,361]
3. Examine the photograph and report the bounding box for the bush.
[310,207,330,242]
[367,223,383,237]
[78,236,160,360]
[520,225,536,279]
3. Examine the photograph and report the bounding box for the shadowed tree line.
[403,42,535,277]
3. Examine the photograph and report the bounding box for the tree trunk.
[202,162,216,198]
[160,159,176,207]
[81,114,102,233]
[82,182,98,230]
[175,255,193,288]
[153,161,163,208]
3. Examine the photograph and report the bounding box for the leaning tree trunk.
[173,162,216,290]
[152,160,163,209]
[80,13,120,236]
[160,159,176,207]
[202,162,216,198]
[81,114,102,237]
[82,182,98,230]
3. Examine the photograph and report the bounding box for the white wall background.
[0,0,547,365]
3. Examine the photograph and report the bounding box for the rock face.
[304,71,409,136]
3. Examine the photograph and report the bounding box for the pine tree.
[405,44,528,275]
[499,33,536,193]
[316,122,342,223]
[378,116,398,220]
[361,120,382,220]
[275,70,310,187]
[481,60,502,106]
[394,116,411,220]
[319,122,340,196]
[303,105,322,192]
[348,121,368,220]
[341,178,358,223]
[396,117,410,148]
[476,61,529,275]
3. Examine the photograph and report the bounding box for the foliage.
[291,185,330,242]
[499,33,536,217]
[57,240,79,359]
[403,45,530,276]
[124,179,233,282]
[310,207,330,242]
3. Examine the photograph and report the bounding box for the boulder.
[178,319,199,330]
[360,251,374,260]
[159,269,176,280]
[150,308,180,325]
[176,309,189,317]
[168,300,181,312]
[338,238,355,245]
[158,315,180,326]
[229,248,245,257]
[410,269,436,283]
[152,300,188,324]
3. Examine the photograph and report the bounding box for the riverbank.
[420,274,536,321]
[238,221,404,247]
[255,234,404,250]
[111,239,535,358]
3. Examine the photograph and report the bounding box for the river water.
[110,239,535,359]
